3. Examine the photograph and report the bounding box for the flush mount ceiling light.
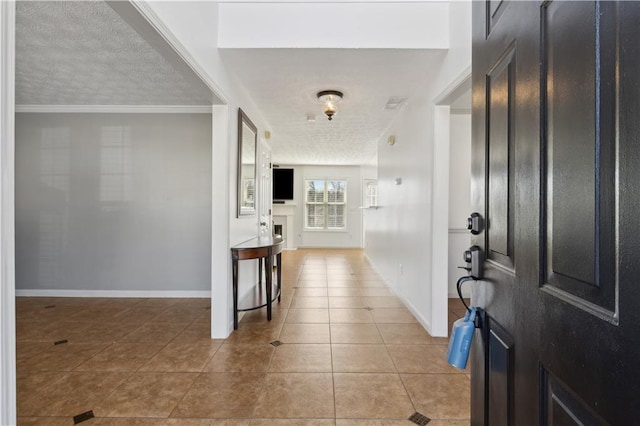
[317,90,343,121]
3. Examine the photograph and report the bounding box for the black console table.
[231,235,284,329]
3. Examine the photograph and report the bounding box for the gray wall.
[15,113,212,292]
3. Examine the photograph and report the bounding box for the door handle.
[463,246,484,279]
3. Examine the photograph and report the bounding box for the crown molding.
[15,104,213,114]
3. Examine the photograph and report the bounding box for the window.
[364,179,378,208]
[305,179,347,230]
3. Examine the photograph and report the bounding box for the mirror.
[237,108,257,217]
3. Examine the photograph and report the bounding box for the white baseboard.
[15,289,211,298]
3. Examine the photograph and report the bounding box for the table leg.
[276,252,282,303]
[232,257,239,329]
[265,253,273,321]
[258,257,263,286]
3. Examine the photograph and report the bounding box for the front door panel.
[471,1,640,425]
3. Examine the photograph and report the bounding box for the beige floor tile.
[278,296,293,309]
[15,252,471,424]
[333,373,415,419]
[332,345,396,373]
[172,322,215,343]
[204,343,274,372]
[69,306,130,323]
[16,342,59,360]
[224,323,283,344]
[173,298,212,309]
[387,345,463,374]
[119,322,188,345]
[15,321,52,342]
[254,373,334,418]
[16,320,91,343]
[289,297,329,309]
[84,418,167,425]
[75,343,165,372]
[19,371,130,417]
[139,340,222,372]
[377,324,446,345]
[279,324,331,343]
[296,280,328,288]
[165,420,250,426]
[69,322,138,344]
[111,306,170,324]
[327,288,361,297]
[327,275,358,282]
[401,374,470,420]
[327,280,359,288]
[251,420,335,425]
[330,324,383,344]
[329,309,374,324]
[357,288,395,297]
[294,288,328,297]
[17,372,66,414]
[171,373,266,418]
[240,307,288,324]
[361,297,405,309]
[151,306,208,324]
[371,309,418,324]
[329,297,366,309]
[285,308,329,324]
[95,372,198,418]
[18,343,109,373]
[335,420,414,425]
[269,344,332,372]
[17,418,76,426]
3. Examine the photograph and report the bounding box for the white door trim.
[431,66,472,337]
[0,1,16,424]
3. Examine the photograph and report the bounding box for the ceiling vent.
[385,96,407,110]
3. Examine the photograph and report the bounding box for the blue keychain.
[447,306,477,369]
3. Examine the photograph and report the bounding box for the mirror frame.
[237,108,258,217]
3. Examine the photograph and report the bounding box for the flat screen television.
[273,168,294,200]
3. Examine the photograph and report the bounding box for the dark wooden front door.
[470,1,640,424]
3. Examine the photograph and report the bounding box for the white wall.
[142,2,273,336]
[273,164,364,249]
[15,113,212,295]
[364,1,471,337]
[218,2,449,49]
[448,113,472,297]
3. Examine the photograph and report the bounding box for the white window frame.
[364,179,378,208]
[304,178,347,231]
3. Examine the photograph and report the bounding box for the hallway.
[16,249,470,425]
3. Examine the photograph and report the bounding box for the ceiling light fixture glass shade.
[317,90,343,121]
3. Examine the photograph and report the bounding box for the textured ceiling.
[16,1,214,106]
[220,48,446,165]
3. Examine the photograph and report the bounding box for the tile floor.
[16,249,470,425]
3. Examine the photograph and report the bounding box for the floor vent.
[45,305,56,309]
[73,410,95,424]
[54,339,68,346]
[363,306,374,311]
[408,412,431,425]
[270,340,283,347]
[204,306,211,310]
